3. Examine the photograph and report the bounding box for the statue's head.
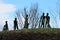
[42,12,44,16]
[5,21,7,23]
[15,18,17,20]
[47,13,49,16]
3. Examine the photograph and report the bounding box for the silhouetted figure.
[14,18,19,30]
[45,13,51,28]
[40,13,45,28]
[3,21,8,31]
[24,14,29,29]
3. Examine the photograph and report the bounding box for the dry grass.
[0,28,60,40]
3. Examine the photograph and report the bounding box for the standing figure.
[45,13,51,28]
[40,13,45,28]
[14,18,19,30]
[3,21,8,31]
[24,14,29,29]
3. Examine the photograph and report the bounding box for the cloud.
[0,3,16,13]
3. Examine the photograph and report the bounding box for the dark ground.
[0,28,60,40]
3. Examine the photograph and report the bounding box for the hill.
[0,28,60,40]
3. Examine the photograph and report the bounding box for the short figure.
[14,18,19,30]
[3,25,6,31]
[24,14,29,29]
[40,13,45,28]
[3,21,8,31]
[45,13,51,28]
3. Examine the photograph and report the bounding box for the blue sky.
[0,0,60,31]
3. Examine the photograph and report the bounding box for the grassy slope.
[0,28,60,40]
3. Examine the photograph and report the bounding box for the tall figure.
[14,18,19,30]
[45,13,51,28]
[3,21,8,31]
[24,14,29,29]
[40,13,45,28]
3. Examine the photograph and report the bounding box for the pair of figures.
[39,13,51,28]
[3,18,19,31]
[14,15,29,30]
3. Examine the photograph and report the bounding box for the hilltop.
[0,28,60,40]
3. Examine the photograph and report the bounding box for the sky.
[0,0,60,31]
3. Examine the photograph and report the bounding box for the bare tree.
[16,3,41,29]
[28,3,39,28]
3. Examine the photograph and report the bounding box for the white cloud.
[0,3,16,13]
